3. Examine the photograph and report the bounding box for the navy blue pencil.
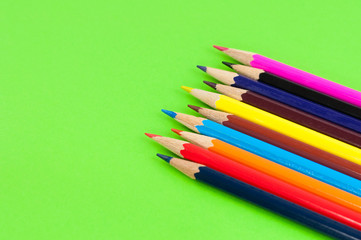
[157,154,361,240]
[197,66,361,134]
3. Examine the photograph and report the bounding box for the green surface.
[1,0,361,239]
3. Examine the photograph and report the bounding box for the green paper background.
[1,0,361,239]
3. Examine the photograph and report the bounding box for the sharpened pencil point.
[145,133,161,138]
[222,61,235,69]
[156,153,172,163]
[171,128,182,135]
[213,45,229,51]
[203,81,217,89]
[187,105,201,112]
[197,65,207,72]
[161,109,177,118]
[181,86,193,93]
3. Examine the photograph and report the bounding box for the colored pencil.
[197,66,361,134]
[173,128,361,206]
[202,80,361,149]
[172,128,361,208]
[181,87,361,165]
[214,45,361,108]
[162,110,361,197]
[187,105,361,181]
[222,61,361,120]
[159,154,361,239]
[145,133,361,229]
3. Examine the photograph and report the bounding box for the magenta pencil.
[214,45,361,108]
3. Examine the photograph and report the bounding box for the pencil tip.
[145,133,160,138]
[181,86,193,93]
[171,128,182,135]
[156,153,172,163]
[187,105,201,112]
[161,109,177,118]
[222,61,235,68]
[213,45,229,51]
[197,65,207,72]
[203,81,217,89]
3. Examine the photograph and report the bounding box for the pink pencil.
[214,45,361,108]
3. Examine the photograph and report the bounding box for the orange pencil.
[171,128,361,214]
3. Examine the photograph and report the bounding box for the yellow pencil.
[181,86,361,165]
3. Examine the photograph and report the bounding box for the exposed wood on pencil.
[159,154,361,239]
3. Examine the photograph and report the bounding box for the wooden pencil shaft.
[185,88,361,165]
[152,134,361,230]
[201,67,361,145]
[210,82,361,149]
[151,132,361,216]
[217,46,361,108]
[173,141,361,229]
[193,122,361,196]
[165,156,361,239]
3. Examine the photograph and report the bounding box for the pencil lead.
[181,86,193,93]
[171,128,182,135]
[156,153,173,163]
[203,81,217,89]
[145,133,161,138]
[187,105,201,112]
[222,61,235,69]
[197,65,207,72]
[213,45,229,51]
[161,109,177,118]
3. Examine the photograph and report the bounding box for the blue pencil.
[161,109,361,198]
[158,154,361,240]
[197,66,361,134]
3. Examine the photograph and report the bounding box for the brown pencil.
[187,105,361,181]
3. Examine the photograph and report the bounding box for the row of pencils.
[146,46,361,239]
